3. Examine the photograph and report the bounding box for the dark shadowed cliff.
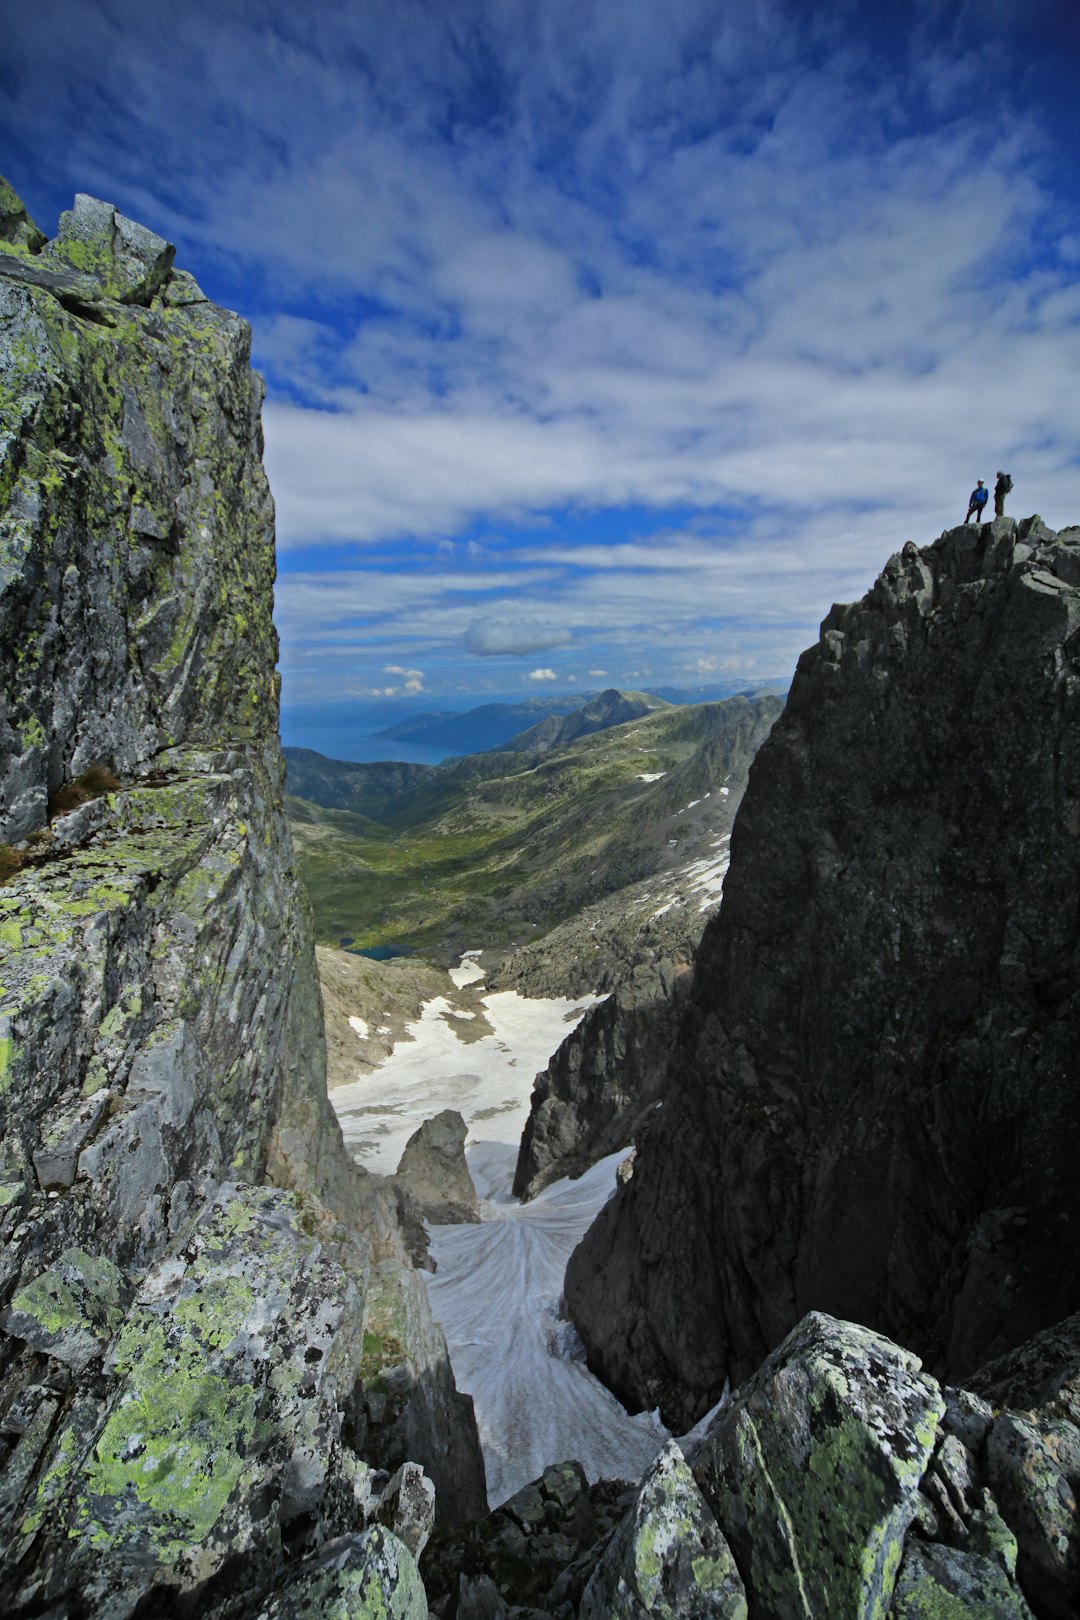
[566,516,1080,1431]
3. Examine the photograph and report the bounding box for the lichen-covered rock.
[394,1109,480,1225]
[0,179,45,253]
[985,1412,1080,1618]
[568,519,1080,1427]
[0,1245,128,1371]
[1,1185,378,1616]
[0,179,484,1615]
[889,1541,1034,1619]
[253,1526,428,1620]
[968,1311,1080,1428]
[693,1314,944,1620]
[579,1441,746,1619]
[1,183,275,844]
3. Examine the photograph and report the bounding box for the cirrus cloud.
[465,617,572,657]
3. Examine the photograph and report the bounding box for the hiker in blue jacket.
[964,480,989,524]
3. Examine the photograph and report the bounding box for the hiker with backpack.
[964,480,989,524]
[994,471,1013,516]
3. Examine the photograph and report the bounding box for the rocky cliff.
[566,517,1080,1432]
[0,183,483,1618]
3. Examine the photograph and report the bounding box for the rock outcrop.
[0,182,483,1616]
[513,942,694,1199]
[567,518,1080,1430]
[422,1312,1073,1618]
[394,1109,481,1225]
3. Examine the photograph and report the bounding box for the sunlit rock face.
[0,182,482,1618]
[567,517,1080,1430]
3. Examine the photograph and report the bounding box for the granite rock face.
[567,518,1080,1428]
[513,942,694,1200]
[0,182,483,1616]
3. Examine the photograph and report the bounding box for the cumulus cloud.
[527,668,558,681]
[588,669,609,678]
[384,664,425,693]
[465,618,572,657]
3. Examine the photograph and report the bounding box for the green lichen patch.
[2,1247,128,1370]
[699,1315,944,1620]
[890,1540,1031,1619]
[81,1320,260,1554]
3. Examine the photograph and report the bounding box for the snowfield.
[428,1146,668,1506]
[329,953,721,1508]
[329,957,668,1506]
[332,976,602,1175]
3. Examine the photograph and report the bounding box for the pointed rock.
[394,1109,480,1225]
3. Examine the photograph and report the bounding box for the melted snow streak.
[427,1145,668,1508]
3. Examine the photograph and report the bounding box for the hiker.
[994,471,1013,517]
[964,480,989,524]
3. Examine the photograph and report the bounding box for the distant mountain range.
[501,689,671,752]
[373,694,588,752]
[371,680,787,757]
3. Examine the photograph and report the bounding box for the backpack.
[1000,474,1013,495]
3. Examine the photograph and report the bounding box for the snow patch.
[347,1015,369,1040]
[331,988,600,1175]
[636,771,666,782]
[450,951,486,987]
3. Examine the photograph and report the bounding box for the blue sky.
[3,0,1079,718]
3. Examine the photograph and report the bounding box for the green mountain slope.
[288,694,783,958]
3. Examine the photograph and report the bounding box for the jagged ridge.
[567,516,1080,1431]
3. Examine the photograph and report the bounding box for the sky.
[3,0,1080,722]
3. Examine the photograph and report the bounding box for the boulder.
[579,1441,747,1619]
[693,1314,944,1620]
[986,1413,1080,1618]
[253,1527,427,1620]
[394,1109,480,1225]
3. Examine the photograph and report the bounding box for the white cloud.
[527,668,558,682]
[384,663,425,693]
[13,0,1076,697]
